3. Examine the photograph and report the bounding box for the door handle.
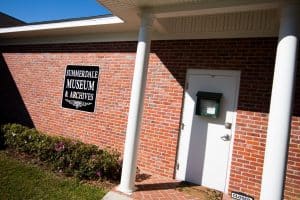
[221,134,231,141]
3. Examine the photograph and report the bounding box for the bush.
[0,129,4,149]
[1,123,121,181]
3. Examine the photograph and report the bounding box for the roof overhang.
[0,16,123,34]
[0,0,281,45]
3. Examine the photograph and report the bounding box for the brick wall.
[0,38,299,199]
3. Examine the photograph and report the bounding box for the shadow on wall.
[1,39,299,199]
[0,39,299,123]
[151,38,300,116]
[0,54,34,127]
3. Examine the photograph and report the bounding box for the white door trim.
[176,69,241,193]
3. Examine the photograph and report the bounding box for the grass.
[0,151,107,200]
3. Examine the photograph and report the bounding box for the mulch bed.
[176,181,223,200]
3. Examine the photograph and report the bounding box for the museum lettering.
[66,79,95,91]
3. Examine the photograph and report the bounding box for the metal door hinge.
[186,82,189,90]
[181,123,185,130]
[176,163,180,170]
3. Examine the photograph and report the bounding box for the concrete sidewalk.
[102,191,132,200]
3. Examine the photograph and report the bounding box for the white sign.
[206,107,216,115]
[231,192,254,200]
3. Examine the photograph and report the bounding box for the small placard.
[231,191,254,200]
[196,91,222,118]
[206,107,216,115]
[62,65,99,112]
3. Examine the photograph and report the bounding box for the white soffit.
[99,0,280,38]
[0,0,281,45]
[99,0,279,17]
[157,9,279,35]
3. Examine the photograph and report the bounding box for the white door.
[176,69,240,192]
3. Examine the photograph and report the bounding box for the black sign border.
[61,65,100,113]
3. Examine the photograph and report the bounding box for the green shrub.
[0,129,4,149]
[1,123,121,181]
[1,123,28,149]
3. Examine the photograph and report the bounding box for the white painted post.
[117,11,154,194]
[260,2,299,200]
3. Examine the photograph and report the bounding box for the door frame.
[175,69,241,193]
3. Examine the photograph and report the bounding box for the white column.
[260,2,299,200]
[117,11,154,194]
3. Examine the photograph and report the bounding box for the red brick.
[1,38,299,199]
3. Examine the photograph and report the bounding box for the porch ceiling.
[99,0,278,11]
[99,0,280,38]
[0,0,280,45]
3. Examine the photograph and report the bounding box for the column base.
[222,193,231,200]
[116,185,137,195]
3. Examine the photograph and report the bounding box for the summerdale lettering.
[66,69,99,79]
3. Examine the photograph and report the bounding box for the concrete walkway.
[102,191,132,200]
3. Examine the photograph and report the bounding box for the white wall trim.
[0,30,277,46]
[187,69,241,77]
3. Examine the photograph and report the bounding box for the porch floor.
[111,172,226,200]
